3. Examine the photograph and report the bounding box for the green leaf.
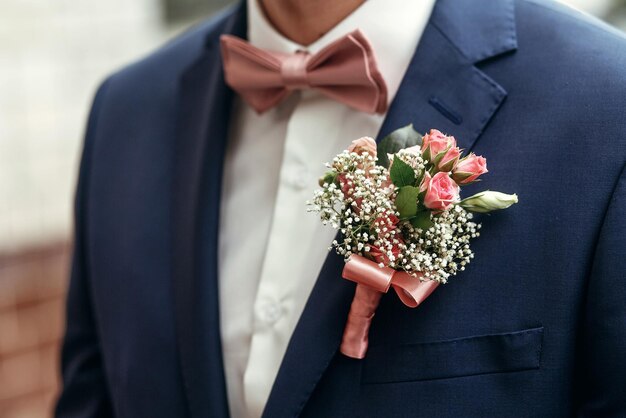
[377,124,422,168]
[395,186,420,219]
[318,171,337,187]
[410,210,434,231]
[432,148,448,168]
[390,157,416,188]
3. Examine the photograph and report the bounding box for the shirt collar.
[246,0,437,105]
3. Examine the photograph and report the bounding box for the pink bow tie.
[220,30,388,114]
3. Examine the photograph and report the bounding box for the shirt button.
[289,165,309,190]
[257,299,283,325]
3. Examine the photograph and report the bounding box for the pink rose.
[338,173,365,214]
[372,212,399,232]
[380,175,394,194]
[403,145,422,156]
[348,136,377,157]
[423,171,460,211]
[437,146,461,172]
[352,197,364,214]
[337,173,354,197]
[452,153,488,184]
[419,171,431,194]
[421,129,457,162]
[368,241,403,266]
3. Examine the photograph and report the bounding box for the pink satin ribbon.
[220,30,388,114]
[340,255,439,359]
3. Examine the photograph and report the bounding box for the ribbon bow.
[340,254,439,359]
[220,30,388,114]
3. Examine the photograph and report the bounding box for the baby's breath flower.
[307,147,481,284]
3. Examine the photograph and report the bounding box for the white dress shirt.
[218,1,436,417]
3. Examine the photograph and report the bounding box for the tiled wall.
[0,1,175,417]
[0,0,172,254]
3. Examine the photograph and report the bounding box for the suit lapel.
[378,0,516,151]
[263,0,517,417]
[171,4,246,418]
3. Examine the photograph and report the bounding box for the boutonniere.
[307,125,518,359]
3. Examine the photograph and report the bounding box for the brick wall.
[0,243,69,418]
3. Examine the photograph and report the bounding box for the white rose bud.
[459,191,518,213]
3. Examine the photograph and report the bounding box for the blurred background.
[0,0,624,416]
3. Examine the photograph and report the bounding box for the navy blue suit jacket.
[56,0,626,416]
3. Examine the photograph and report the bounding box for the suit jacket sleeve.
[577,163,626,416]
[55,78,114,418]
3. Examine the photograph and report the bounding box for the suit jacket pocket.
[362,326,543,384]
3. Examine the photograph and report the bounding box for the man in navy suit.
[56,0,626,416]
